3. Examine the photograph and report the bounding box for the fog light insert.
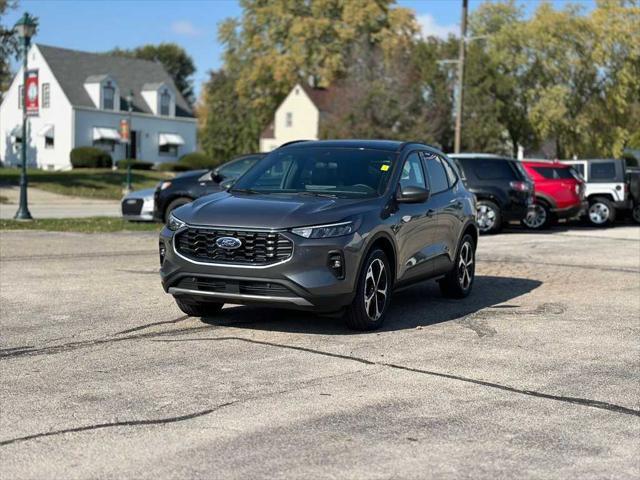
[159,241,166,266]
[328,251,345,279]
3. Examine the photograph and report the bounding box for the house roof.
[37,44,193,118]
[299,83,336,113]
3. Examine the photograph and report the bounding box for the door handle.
[426,209,435,217]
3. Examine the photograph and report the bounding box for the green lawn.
[0,168,171,200]
[0,217,162,233]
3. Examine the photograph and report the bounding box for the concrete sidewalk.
[0,185,120,219]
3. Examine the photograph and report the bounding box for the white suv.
[561,159,631,226]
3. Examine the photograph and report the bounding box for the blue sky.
[5,0,595,97]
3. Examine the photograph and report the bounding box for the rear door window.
[423,154,449,194]
[439,156,459,187]
[472,159,515,180]
[590,162,616,180]
[533,167,575,180]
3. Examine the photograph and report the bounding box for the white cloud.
[170,20,203,37]
[417,14,458,39]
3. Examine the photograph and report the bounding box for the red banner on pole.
[25,69,39,116]
[120,119,130,143]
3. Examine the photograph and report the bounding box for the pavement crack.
[113,315,190,336]
[157,336,640,418]
[482,258,639,274]
[0,402,237,447]
[0,325,216,359]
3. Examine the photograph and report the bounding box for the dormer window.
[160,90,171,116]
[103,84,115,110]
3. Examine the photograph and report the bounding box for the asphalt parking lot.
[1,225,639,479]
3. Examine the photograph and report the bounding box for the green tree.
[1,0,18,96]
[199,70,260,162]
[109,43,196,105]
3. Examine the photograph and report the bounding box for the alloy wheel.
[457,241,474,290]
[589,202,610,225]
[477,205,496,232]
[523,204,547,229]
[364,258,388,321]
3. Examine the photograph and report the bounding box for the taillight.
[510,181,531,192]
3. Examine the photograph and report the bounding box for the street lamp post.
[13,12,38,221]
[454,0,468,154]
[125,89,134,192]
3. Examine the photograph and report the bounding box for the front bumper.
[159,226,363,312]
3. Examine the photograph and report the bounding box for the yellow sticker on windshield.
[380,164,390,172]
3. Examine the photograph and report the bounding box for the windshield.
[231,147,396,198]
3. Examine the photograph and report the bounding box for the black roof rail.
[277,140,312,149]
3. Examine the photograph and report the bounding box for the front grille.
[176,277,294,298]
[122,199,144,215]
[175,228,293,265]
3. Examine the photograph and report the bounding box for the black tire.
[439,234,476,299]
[476,199,502,234]
[164,197,192,222]
[587,197,616,227]
[522,201,552,230]
[174,296,223,317]
[632,204,640,225]
[345,249,391,331]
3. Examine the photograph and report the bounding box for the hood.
[173,169,209,182]
[173,191,380,229]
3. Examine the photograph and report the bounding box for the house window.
[286,112,293,127]
[159,144,178,156]
[45,136,54,149]
[42,83,50,108]
[18,85,23,109]
[103,84,115,110]
[160,90,171,116]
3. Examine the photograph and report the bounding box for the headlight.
[160,181,172,190]
[167,213,185,231]
[291,221,354,239]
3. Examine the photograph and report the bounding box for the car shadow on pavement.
[199,275,542,335]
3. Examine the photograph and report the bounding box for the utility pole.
[454,0,468,154]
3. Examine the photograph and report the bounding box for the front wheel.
[174,296,223,317]
[345,249,391,331]
[439,234,476,299]
[522,202,551,230]
[587,197,616,227]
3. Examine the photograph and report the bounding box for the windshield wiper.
[231,188,264,195]
[296,191,339,198]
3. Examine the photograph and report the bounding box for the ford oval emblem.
[216,236,242,250]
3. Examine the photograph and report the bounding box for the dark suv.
[154,153,264,222]
[159,140,478,330]
[449,154,535,234]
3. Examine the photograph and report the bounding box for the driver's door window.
[400,153,426,190]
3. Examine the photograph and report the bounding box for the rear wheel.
[439,234,475,298]
[174,296,223,317]
[522,201,551,230]
[587,197,616,227]
[164,197,192,223]
[345,249,391,331]
[476,200,502,234]
[632,204,640,224]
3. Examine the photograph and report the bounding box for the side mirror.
[396,185,430,203]
[212,172,224,183]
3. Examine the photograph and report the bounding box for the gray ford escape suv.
[159,140,478,330]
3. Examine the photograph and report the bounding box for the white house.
[0,44,197,170]
[259,83,336,152]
